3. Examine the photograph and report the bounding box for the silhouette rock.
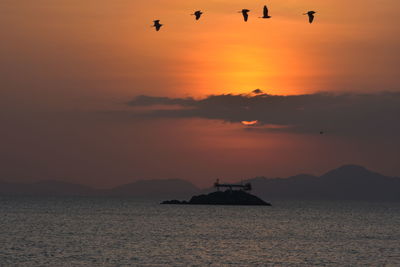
[161,190,271,206]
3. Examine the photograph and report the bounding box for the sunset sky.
[1,0,399,188]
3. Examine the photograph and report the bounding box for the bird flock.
[152,5,317,31]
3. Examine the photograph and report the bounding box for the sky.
[0,0,399,188]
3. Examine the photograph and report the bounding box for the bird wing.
[244,12,248,21]
[309,14,314,23]
[264,5,269,17]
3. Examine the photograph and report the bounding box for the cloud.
[127,92,400,136]
[252,89,264,95]
[127,95,195,107]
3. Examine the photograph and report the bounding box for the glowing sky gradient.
[0,0,399,187]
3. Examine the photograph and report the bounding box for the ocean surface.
[1,197,399,266]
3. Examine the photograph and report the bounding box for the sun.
[241,120,258,126]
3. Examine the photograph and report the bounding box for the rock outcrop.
[161,190,271,206]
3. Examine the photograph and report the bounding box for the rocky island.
[161,181,271,206]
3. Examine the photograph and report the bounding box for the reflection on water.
[1,197,399,266]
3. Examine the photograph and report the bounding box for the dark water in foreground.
[0,197,399,266]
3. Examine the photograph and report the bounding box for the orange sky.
[1,0,400,187]
[1,0,399,107]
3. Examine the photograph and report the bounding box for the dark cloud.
[127,95,195,107]
[127,92,400,136]
[252,89,264,95]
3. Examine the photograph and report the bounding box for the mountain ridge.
[1,165,399,200]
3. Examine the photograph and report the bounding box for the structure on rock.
[162,179,271,206]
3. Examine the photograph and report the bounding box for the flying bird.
[152,20,163,31]
[304,11,316,24]
[191,10,203,20]
[239,9,250,22]
[260,5,271,19]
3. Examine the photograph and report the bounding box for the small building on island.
[161,179,271,206]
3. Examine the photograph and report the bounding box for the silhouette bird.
[260,5,271,19]
[320,131,324,135]
[304,11,316,24]
[191,10,203,20]
[152,20,163,31]
[239,9,250,22]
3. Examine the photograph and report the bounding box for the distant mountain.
[102,179,200,198]
[0,179,200,198]
[246,165,400,201]
[1,165,399,201]
[0,180,94,196]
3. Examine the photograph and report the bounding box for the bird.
[239,9,250,22]
[304,11,316,24]
[320,131,324,135]
[260,5,271,19]
[152,20,163,31]
[191,10,203,20]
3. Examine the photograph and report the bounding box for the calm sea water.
[0,197,399,266]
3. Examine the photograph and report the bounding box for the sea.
[0,197,399,266]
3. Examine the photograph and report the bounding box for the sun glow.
[181,43,281,96]
[241,120,258,126]
[178,20,313,97]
